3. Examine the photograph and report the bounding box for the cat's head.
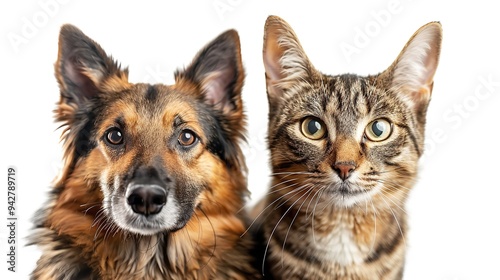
[263,16,442,207]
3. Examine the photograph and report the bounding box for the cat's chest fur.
[310,210,373,266]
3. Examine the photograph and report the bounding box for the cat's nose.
[333,162,356,180]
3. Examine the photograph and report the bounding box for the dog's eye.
[178,130,197,147]
[106,128,124,145]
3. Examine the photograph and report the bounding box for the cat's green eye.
[300,117,326,140]
[365,119,392,142]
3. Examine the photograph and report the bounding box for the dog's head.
[53,25,246,235]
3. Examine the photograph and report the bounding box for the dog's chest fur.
[94,217,251,279]
[33,215,251,280]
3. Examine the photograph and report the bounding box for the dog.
[29,24,260,279]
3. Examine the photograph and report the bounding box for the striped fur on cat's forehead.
[272,73,411,136]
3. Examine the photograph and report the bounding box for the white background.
[1,0,499,279]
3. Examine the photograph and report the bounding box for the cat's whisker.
[264,186,312,272]
[272,171,303,182]
[379,189,408,215]
[272,152,308,166]
[305,185,326,219]
[242,183,311,237]
[311,186,328,244]
[281,188,315,268]
[371,166,406,175]
[367,194,378,254]
[266,184,301,199]
[364,193,369,215]
[378,194,406,248]
[321,182,342,212]
[377,179,413,193]
[269,178,299,189]
[270,171,315,176]
[275,183,312,209]
[267,180,313,198]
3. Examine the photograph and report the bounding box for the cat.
[252,15,442,279]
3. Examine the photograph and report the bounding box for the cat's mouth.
[330,184,365,196]
[325,181,374,206]
[338,182,359,194]
[329,182,364,195]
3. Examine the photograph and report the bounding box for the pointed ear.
[175,29,244,117]
[382,22,442,119]
[55,24,129,106]
[263,15,315,110]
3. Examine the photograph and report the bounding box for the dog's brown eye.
[106,128,124,145]
[178,130,197,147]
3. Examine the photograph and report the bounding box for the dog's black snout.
[127,186,166,216]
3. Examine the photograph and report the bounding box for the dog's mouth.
[99,166,201,236]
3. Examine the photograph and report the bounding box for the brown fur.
[252,16,442,279]
[30,24,260,279]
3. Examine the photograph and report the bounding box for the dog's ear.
[175,29,244,118]
[55,24,129,107]
[54,25,129,184]
[175,30,246,169]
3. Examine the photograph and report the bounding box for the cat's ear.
[175,29,244,117]
[382,22,442,119]
[55,24,129,107]
[263,16,315,109]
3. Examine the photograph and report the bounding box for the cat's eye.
[178,130,198,147]
[300,117,326,140]
[365,119,392,142]
[105,128,124,145]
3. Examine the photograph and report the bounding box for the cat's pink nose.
[333,163,356,180]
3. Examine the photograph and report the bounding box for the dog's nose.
[127,186,166,216]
